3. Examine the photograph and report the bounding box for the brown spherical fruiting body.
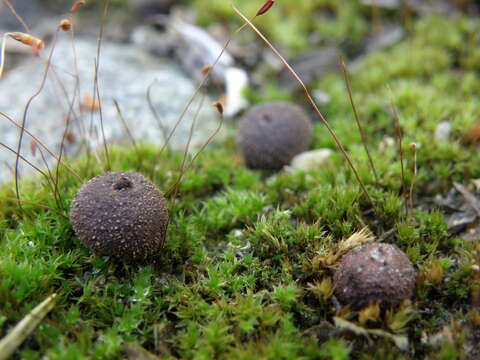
[70,171,169,261]
[333,243,417,309]
[237,101,312,170]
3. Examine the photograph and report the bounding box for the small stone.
[313,90,331,105]
[287,149,333,172]
[434,121,452,142]
[378,136,396,153]
[223,67,249,118]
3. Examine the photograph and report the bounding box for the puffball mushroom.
[237,101,312,170]
[333,243,417,309]
[70,171,169,261]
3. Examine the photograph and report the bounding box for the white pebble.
[287,149,333,172]
[434,121,451,142]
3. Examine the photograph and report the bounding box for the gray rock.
[0,0,47,30]
[446,211,477,235]
[366,26,405,52]
[279,47,340,89]
[131,25,177,58]
[208,24,261,68]
[134,0,176,19]
[131,20,249,117]
[0,38,220,183]
[139,17,234,85]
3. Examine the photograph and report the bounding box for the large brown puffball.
[70,171,169,261]
[237,101,312,170]
[333,243,417,309]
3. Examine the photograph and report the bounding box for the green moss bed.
[2,9,480,360]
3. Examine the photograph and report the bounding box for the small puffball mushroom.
[333,243,417,309]
[70,171,169,261]
[237,101,312,170]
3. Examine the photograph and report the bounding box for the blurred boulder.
[131,25,177,58]
[134,0,176,19]
[279,47,340,89]
[0,38,220,183]
[0,0,47,30]
[366,25,405,52]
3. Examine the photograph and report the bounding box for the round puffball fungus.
[70,171,169,261]
[333,243,417,309]
[237,101,312,170]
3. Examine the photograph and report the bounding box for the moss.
[2,8,480,360]
[187,0,369,54]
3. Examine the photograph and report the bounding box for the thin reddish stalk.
[165,112,225,198]
[3,0,30,32]
[65,17,91,164]
[54,81,78,206]
[340,56,378,184]
[168,91,207,198]
[0,112,83,182]
[147,12,255,192]
[14,29,60,209]
[47,56,82,206]
[113,99,142,166]
[88,0,111,172]
[390,96,407,215]
[154,21,250,160]
[37,146,63,209]
[0,142,58,200]
[93,63,110,172]
[147,80,169,145]
[232,5,374,206]
[1,142,49,181]
[408,143,417,212]
[0,197,68,219]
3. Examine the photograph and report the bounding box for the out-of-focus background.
[0,0,479,183]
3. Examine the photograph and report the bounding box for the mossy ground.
[1,4,480,360]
